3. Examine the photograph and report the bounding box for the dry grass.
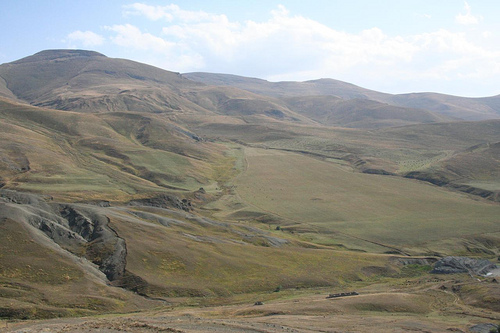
[0,218,153,319]
[232,147,500,254]
[0,98,229,201]
[108,207,390,298]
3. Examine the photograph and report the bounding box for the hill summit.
[12,49,106,63]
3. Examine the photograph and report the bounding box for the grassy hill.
[0,97,227,201]
[183,72,388,99]
[283,95,453,128]
[0,50,499,327]
[184,72,500,120]
[0,50,457,129]
[228,147,500,255]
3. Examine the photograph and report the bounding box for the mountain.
[1,50,500,327]
[0,96,227,201]
[0,49,207,114]
[0,50,309,123]
[0,50,454,129]
[282,95,452,128]
[183,72,387,99]
[389,92,500,121]
[184,72,500,121]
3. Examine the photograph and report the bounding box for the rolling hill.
[282,95,452,128]
[0,50,458,129]
[1,50,499,329]
[0,96,232,201]
[184,72,500,120]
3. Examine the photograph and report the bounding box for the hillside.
[283,95,452,128]
[0,50,454,129]
[183,72,387,99]
[0,97,227,201]
[1,50,500,329]
[0,50,207,114]
[0,50,308,124]
[184,72,500,120]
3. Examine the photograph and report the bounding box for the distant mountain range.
[183,72,500,121]
[1,50,498,130]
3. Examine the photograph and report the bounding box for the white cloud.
[66,30,104,47]
[84,3,500,95]
[123,3,223,23]
[455,1,483,25]
[105,24,174,52]
[414,13,432,20]
[123,3,173,21]
[104,24,205,71]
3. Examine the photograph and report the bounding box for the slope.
[0,50,456,129]
[184,72,500,120]
[283,95,452,128]
[0,50,311,125]
[0,97,227,201]
[0,49,499,325]
[230,147,500,255]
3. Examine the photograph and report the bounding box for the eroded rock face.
[469,323,499,333]
[404,171,500,202]
[431,256,497,276]
[128,194,192,211]
[0,190,127,282]
[57,205,127,281]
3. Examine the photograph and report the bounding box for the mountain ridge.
[0,49,465,128]
[184,72,500,120]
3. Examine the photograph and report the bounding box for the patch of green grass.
[233,147,500,254]
[398,264,433,278]
[0,103,233,201]
[109,210,389,298]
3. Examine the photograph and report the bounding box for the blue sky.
[2,1,500,97]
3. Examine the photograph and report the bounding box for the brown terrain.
[0,50,499,332]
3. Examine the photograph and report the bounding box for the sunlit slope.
[0,50,313,125]
[0,50,203,113]
[106,205,388,297]
[185,72,500,120]
[282,95,453,128]
[214,120,500,193]
[0,189,391,317]
[234,148,500,252]
[0,98,226,201]
[0,217,153,319]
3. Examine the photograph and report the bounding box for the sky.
[1,0,500,97]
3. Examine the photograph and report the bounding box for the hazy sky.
[2,1,500,97]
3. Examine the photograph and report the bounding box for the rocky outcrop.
[362,168,395,175]
[128,194,193,211]
[431,256,498,276]
[0,190,127,282]
[58,205,127,281]
[469,323,499,333]
[404,171,450,186]
[404,171,500,202]
[326,291,359,299]
[446,184,500,202]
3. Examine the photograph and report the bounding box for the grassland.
[107,205,390,298]
[5,273,500,332]
[0,217,153,319]
[0,98,229,202]
[1,50,500,330]
[227,147,500,254]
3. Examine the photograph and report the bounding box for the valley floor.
[4,277,500,333]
